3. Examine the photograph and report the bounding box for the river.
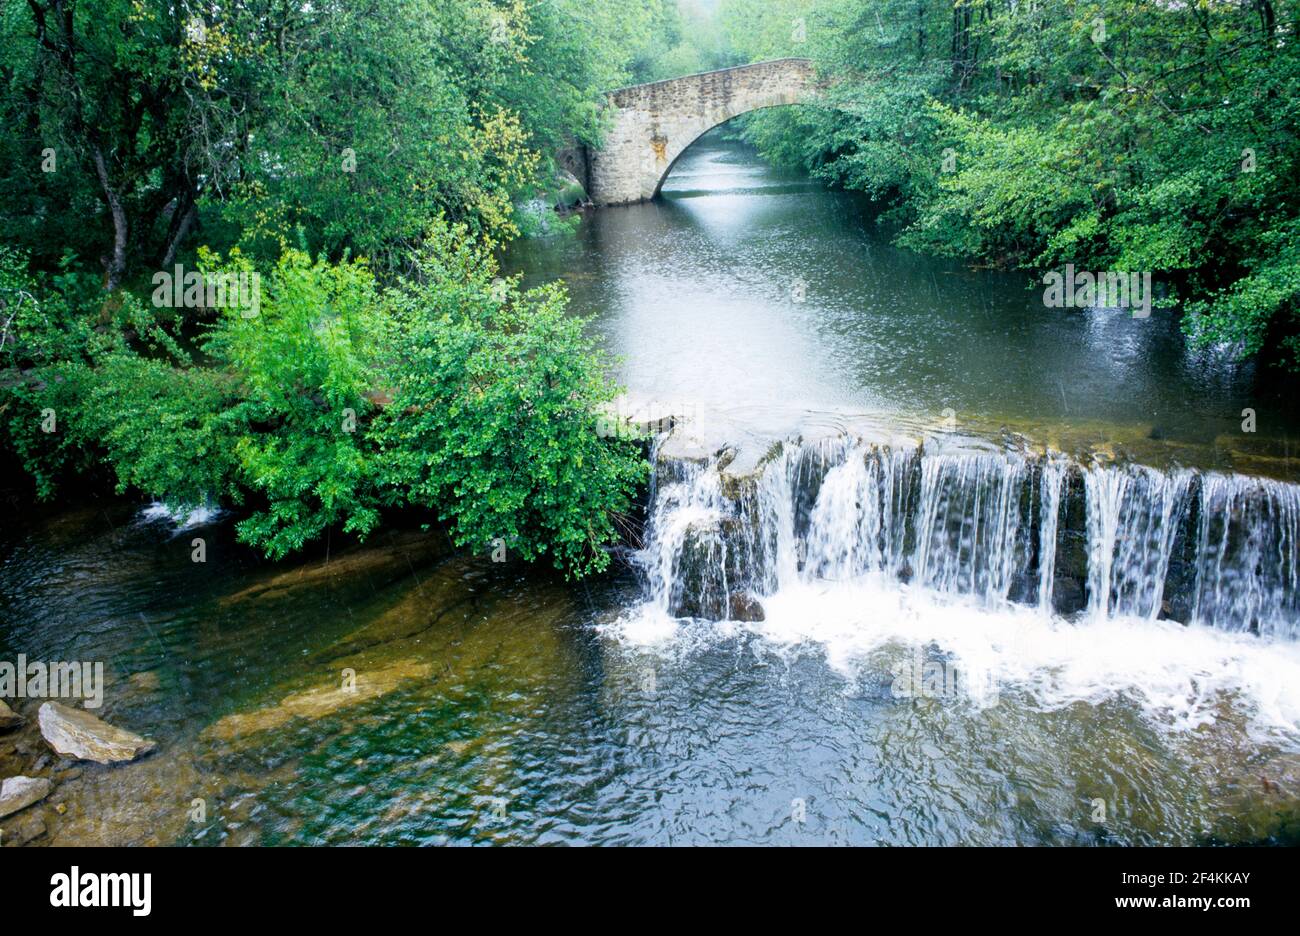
[1,131,1297,846]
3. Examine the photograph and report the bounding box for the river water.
[511,132,1299,466]
[1,132,1298,846]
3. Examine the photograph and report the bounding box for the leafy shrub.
[376,222,646,577]
[0,233,645,578]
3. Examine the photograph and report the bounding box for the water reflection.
[507,130,1295,454]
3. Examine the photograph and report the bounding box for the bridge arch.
[571,59,820,207]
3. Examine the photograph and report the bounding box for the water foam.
[608,435,1300,742]
[138,501,223,532]
[605,577,1300,740]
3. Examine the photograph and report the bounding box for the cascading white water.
[1037,459,1067,614]
[616,432,1300,737]
[637,454,730,618]
[803,443,911,583]
[1191,474,1300,639]
[1083,465,1192,620]
[138,501,223,531]
[1083,466,1128,618]
[636,434,1300,638]
[752,443,801,593]
[911,453,1028,602]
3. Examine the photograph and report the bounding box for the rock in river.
[0,700,24,731]
[37,702,156,765]
[728,592,766,622]
[0,696,24,733]
[0,775,52,818]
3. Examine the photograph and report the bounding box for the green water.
[508,132,1299,476]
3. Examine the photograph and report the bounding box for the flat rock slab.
[0,775,52,818]
[37,702,156,765]
[204,659,434,743]
[13,812,47,844]
[0,700,24,731]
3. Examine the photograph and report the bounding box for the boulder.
[0,775,52,819]
[728,593,767,622]
[0,700,23,731]
[37,703,156,765]
[669,520,729,619]
[656,431,719,467]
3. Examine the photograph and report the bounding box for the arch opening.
[649,105,813,200]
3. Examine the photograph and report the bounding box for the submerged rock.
[204,659,435,743]
[728,593,766,622]
[37,703,157,765]
[0,775,52,818]
[13,812,48,844]
[0,700,23,731]
[128,671,162,693]
[220,528,449,609]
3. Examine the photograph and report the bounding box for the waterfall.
[912,453,1028,602]
[1083,465,1192,620]
[804,443,911,583]
[1037,459,1066,614]
[1191,474,1300,639]
[636,433,1300,638]
[638,451,731,619]
[753,443,801,593]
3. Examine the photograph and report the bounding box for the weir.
[638,432,1300,639]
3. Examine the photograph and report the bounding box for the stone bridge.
[561,58,819,207]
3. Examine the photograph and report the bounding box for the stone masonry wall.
[585,59,816,206]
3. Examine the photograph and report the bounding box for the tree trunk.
[160,196,198,269]
[92,147,128,291]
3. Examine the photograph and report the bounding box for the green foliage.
[0,233,644,577]
[1185,219,1300,361]
[1,248,123,496]
[0,0,670,281]
[900,105,1098,266]
[205,250,391,559]
[0,0,660,577]
[376,223,646,577]
[718,0,1300,368]
[82,354,244,509]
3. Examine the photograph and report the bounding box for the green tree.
[717,0,1300,367]
[376,222,646,577]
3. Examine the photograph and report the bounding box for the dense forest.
[722,0,1300,370]
[0,0,692,575]
[1,0,1297,576]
